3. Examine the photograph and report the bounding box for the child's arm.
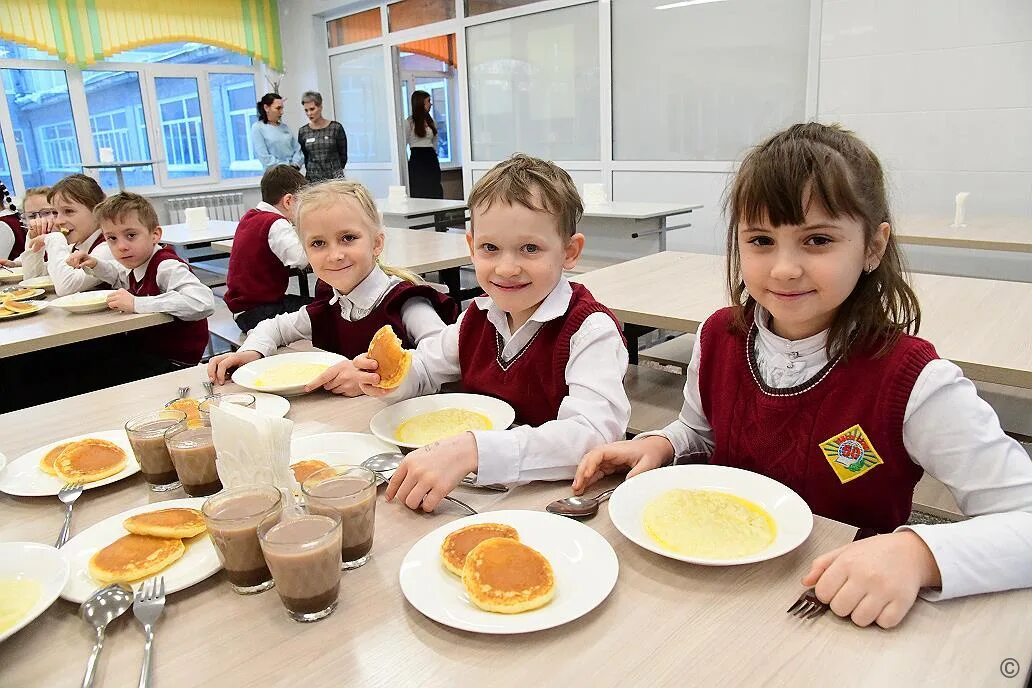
[268,218,308,269]
[399,297,449,344]
[131,260,214,320]
[208,307,313,385]
[44,233,105,295]
[80,255,125,287]
[359,313,464,401]
[17,243,45,278]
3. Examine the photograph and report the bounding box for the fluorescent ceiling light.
[655,0,728,10]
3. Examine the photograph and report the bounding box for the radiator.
[165,193,245,224]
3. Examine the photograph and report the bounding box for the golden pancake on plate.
[123,508,207,539]
[88,534,185,584]
[291,459,331,486]
[367,325,411,389]
[462,537,555,614]
[440,523,520,577]
[39,442,73,476]
[0,299,39,315]
[53,438,127,483]
[1,287,43,301]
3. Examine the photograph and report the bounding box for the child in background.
[224,164,311,332]
[357,154,630,511]
[19,174,112,295]
[20,187,54,225]
[0,181,26,264]
[208,179,458,395]
[573,122,1032,629]
[67,192,214,372]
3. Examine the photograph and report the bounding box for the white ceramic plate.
[18,276,55,292]
[0,543,70,643]
[0,429,140,497]
[231,351,346,396]
[49,290,116,314]
[0,286,45,301]
[0,266,24,284]
[0,450,6,473]
[251,392,291,418]
[60,497,218,603]
[0,300,47,320]
[369,393,516,449]
[400,510,618,634]
[608,465,814,566]
[290,432,400,480]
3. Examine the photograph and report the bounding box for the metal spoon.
[79,583,134,688]
[361,453,478,515]
[546,488,617,519]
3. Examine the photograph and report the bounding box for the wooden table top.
[896,215,1032,253]
[160,221,238,247]
[376,198,469,218]
[212,226,473,275]
[0,362,1029,687]
[582,201,702,220]
[573,251,1032,389]
[0,296,170,359]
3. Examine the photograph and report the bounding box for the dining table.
[1,358,1029,687]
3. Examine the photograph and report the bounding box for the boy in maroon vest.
[225,164,310,332]
[67,193,214,375]
[357,154,631,512]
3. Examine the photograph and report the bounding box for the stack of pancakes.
[88,508,207,584]
[440,523,555,614]
[39,439,127,483]
[0,298,39,317]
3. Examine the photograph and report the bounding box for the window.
[0,136,12,195]
[83,70,155,188]
[13,130,29,172]
[155,77,210,179]
[465,0,539,17]
[103,42,252,66]
[330,47,392,163]
[389,0,454,32]
[2,68,82,187]
[0,39,58,61]
[209,73,261,179]
[327,9,383,48]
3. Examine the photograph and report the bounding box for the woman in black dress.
[405,90,443,199]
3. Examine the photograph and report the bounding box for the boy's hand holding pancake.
[66,251,97,270]
[207,350,262,385]
[802,530,942,629]
[386,433,478,512]
[107,289,136,313]
[572,436,675,495]
[303,358,379,396]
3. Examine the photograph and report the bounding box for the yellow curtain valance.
[0,0,282,70]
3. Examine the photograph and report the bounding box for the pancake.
[123,508,207,539]
[39,442,73,476]
[462,537,555,614]
[642,489,777,560]
[166,398,201,422]
[440,523,520,576]
[291,459,331,486]
[88,534,186,584]
[367,325,411,389]
[53,438,127,483]
[1,299,38,314]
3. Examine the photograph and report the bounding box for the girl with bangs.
[574,122,1032,628]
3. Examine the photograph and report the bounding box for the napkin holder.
[582,182,607,205]
[184,207,208,232]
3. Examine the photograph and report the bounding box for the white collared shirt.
[388,278,631,486]
[85,246,214,321]
[254,201,307,269]
[641,305,1032,601]
[240,266,447,356]
[19,228,114,295]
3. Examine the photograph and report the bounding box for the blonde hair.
[293,179,422,284]
[22,186,51,205]
[468,153,582,239]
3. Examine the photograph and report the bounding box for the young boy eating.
[357,154,630,512]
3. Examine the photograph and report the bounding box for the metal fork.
[787,528,877,620]
[56,481,84,548]
[133,577,166,688]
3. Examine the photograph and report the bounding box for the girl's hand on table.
[572,435,674,495]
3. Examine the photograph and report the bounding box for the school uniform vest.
[458,283,623,427]
[2,214,25,260]
[224,209,292,313]
[127,247,210,365]
[42,232,105,264]
[306,281,459,358]
[698,307,937,533]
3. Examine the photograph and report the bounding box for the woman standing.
[250,93,303,170]
[297,91,348,183]
[406,90,443,199]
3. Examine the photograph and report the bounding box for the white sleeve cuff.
[471,430,521,486]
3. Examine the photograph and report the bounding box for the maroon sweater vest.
[306,281,459,358]
[458,283,624,427]
[225,209,292,313]
[698,307,937,532]
[2,214,25,260]
[126,247,210,365]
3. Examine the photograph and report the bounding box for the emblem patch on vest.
[819,424,883,484]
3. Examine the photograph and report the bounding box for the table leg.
[115,168,126,192]
[440,267,461,299]
[297,269,311,299]
[659,216,667,252]
[623,323,654,365]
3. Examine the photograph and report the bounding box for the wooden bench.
[638,333,695,373]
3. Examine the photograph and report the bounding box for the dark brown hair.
[94,192,159,231]
[410,90,436,140]
[468,153,583,240]
[261,164,307,205]
[256,92,282,123]
[724,122,920,358]
[48,174,105,211]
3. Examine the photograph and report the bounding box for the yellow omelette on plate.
[642,488,777,560]
[394,408,493,445]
